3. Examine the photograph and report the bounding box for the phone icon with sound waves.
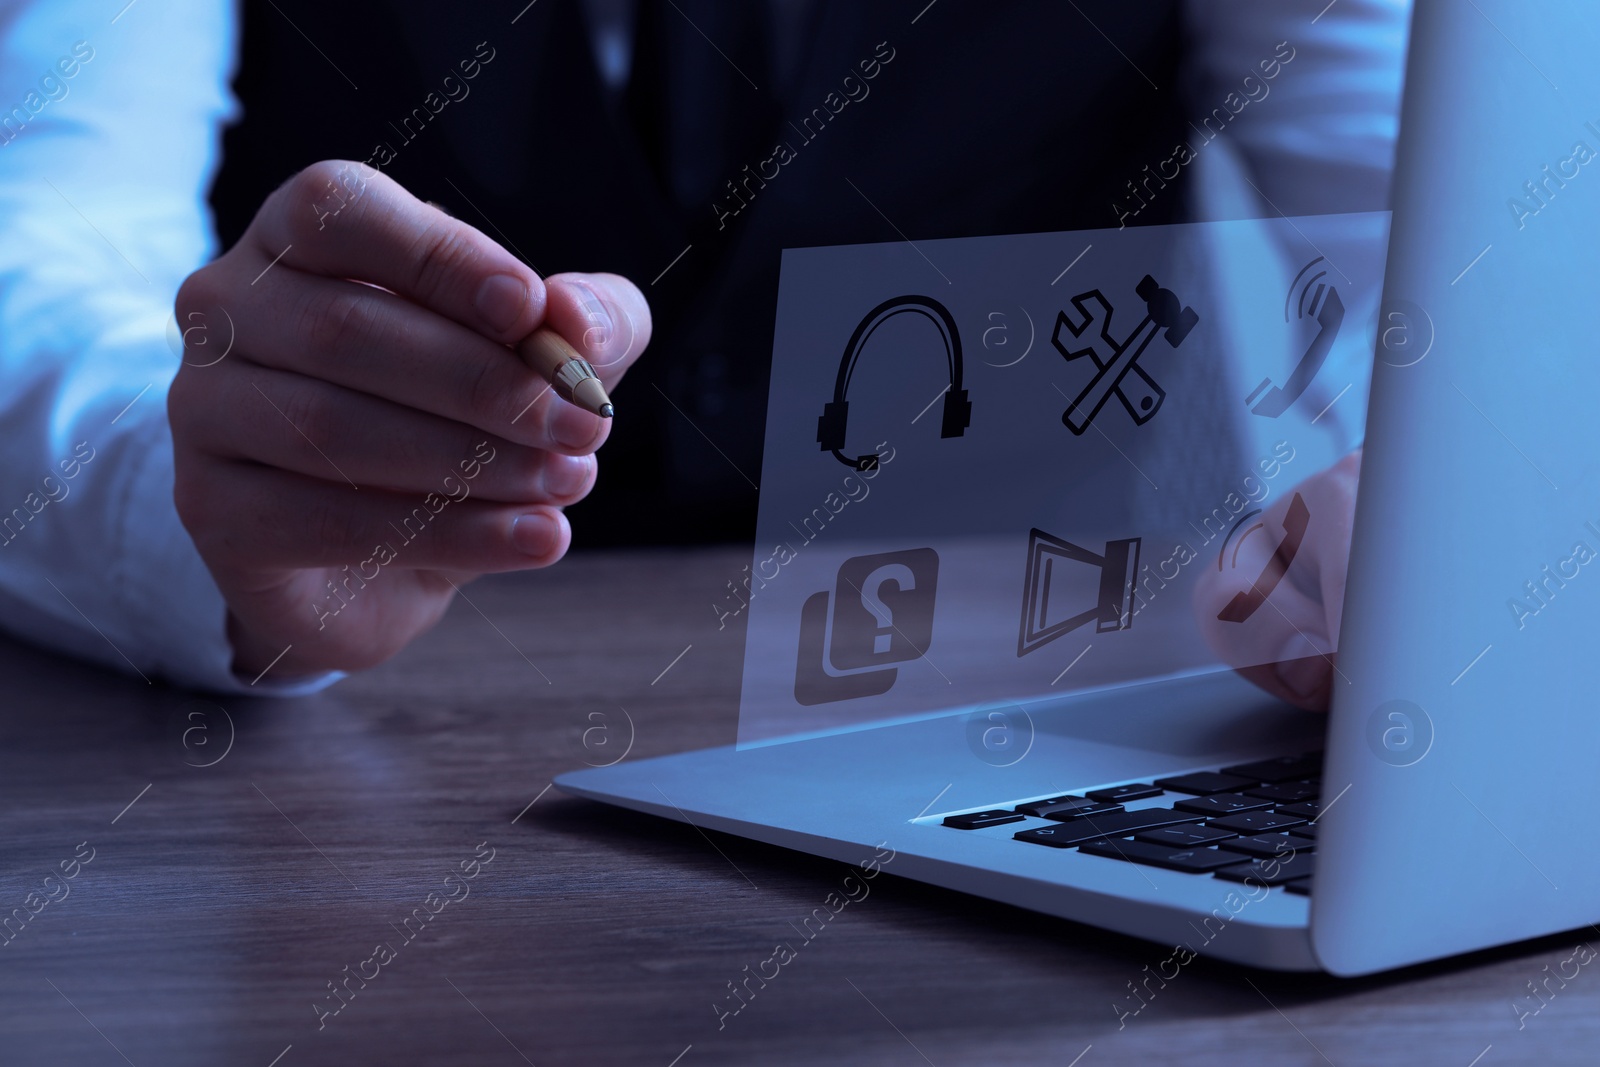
[1217,493,1310,624]
[1247,257,1344,419]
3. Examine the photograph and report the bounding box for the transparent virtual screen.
[734,213,1387,746]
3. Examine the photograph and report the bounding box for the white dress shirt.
[0,0,332,693]
[0,0,1408,694]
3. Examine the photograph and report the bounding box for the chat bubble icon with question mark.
[828,549,939,672]
[793,548,940,706]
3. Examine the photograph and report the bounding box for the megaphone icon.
[1017,528,1142,657]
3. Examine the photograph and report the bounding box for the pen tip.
[599,403,614,419]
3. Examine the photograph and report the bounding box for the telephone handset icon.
[1247,258,1345,419]
[1217,492,1310,624]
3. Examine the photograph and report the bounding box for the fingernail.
[574,282,613,350]
[475,274,528,335]
[552,405,600,450]
[512,511,558,557]
[1276,635,1325,699]
[542,454,592,499]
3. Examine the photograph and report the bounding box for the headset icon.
[816,295,972,471]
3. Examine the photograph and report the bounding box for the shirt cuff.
[110,404,344,697]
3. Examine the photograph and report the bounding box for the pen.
[516,328,615,419]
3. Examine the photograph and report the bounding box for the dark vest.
[212,0,1186,543]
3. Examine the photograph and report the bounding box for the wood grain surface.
[0,546,1592,1066]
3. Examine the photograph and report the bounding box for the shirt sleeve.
[1182,0,1410,217]
[0,0,340,695]
[1180,0,1411,461]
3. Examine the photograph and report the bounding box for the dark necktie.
[625,0,779,217]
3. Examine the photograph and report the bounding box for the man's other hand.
[1193,450,1361,712]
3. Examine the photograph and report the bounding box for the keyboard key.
[1214,850,1317,886]
[1044,803,1127,822]
[1135,824,1237,848]
[1244,781,1319,803]
[1080,839,1253,874]
[1015,796,1119,819]
[1013,807,1204,848]
[943,809,1026,830]
[1276,800,1323,820]
[1011,795,1072,815]
[1154,771,1259,795]
[1217,833,1309,859]
[1288,823,1318,839]
[1208,810,1307,835]
[1174,793,1274,817]
[1013,825,1082,848]
[1221,753,1323,784]
[1086,783,1164,803]
[1285,881,1313,896]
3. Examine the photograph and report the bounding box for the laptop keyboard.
[940,751,1322,895]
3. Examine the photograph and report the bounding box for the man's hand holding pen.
[168,160,651,680]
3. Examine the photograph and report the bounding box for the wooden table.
[1,546,1592,1066]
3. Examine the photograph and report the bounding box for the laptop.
[558,0,1600,975]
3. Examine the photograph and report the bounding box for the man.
[0,0,1405,696]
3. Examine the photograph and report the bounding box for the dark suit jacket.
[211,0,1185,544]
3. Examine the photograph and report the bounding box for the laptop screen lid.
[1315,0,1600,975]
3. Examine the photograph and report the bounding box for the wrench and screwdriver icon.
[1052,274,1199,434]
